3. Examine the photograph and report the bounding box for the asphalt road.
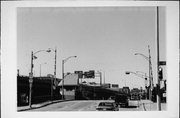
[28,100,142,111]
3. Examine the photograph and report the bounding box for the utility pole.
[48,47,57,101]
[54,47,57,79]
[29,49,51,108]
[148,45,154,100]
[52,48,57,101]
[29,51,33,108]
[144,73,148,100]
[156,6,161,111]
[148,45,152,100]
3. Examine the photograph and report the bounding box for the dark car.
[96,101,119,111]
[115,95,129,107]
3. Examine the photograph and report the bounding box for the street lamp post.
[29,49,51,108]
[135,47,153,101]
[156,6,161,111]
[48,48,57,101]
[136,71,148,99]
[62,56,77,100]
[125,71,149,89]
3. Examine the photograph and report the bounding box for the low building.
[58,73,79,99]
[17,75,61,106]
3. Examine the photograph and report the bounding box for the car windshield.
[99,102,113,107]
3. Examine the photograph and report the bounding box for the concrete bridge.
[58,73,129,100]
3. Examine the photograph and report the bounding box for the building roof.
[58,73,78,86]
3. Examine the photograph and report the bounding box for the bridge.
[75,84,129,100]
[58,73,129,100]
[17,73,130,106]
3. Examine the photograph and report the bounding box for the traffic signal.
[158,67,163,80]
[145,78,148,86]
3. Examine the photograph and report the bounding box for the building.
[58,73,79,100]
[17,75,61,106]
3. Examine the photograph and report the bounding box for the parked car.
[108,96,115,100]
[96,101,119,111]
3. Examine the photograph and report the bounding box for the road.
[28,100,143,111]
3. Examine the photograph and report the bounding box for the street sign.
[159,61,166,65]
[84,70,95,78]
[74,71,83,78]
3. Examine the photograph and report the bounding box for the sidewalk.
[17,99,74,112]
[139,100,167,111]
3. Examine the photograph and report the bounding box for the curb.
[17,99,74,112]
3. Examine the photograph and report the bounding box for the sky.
[17,7,166,89]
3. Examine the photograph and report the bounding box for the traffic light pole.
[148,45,152,100]
[156,6,161,111]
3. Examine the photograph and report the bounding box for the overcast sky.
[17,7,166,89]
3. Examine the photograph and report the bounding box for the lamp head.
[134,53,138,55]
[33,56,38,59]
[46,49,51,53]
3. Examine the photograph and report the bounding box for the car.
[115,95,129,107]
[96,101,119,111]
[108,96,115,100]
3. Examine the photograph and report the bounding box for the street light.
[48,48,57,101]
[48,48,57,78]
[136,71,148,99]
[29,49,51,108]
[134,46,153,101]
[125,71,148,87]
[134,53,149,61]
[125,71,149,99]
[62,56,77,100]
[40,62,47,77]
